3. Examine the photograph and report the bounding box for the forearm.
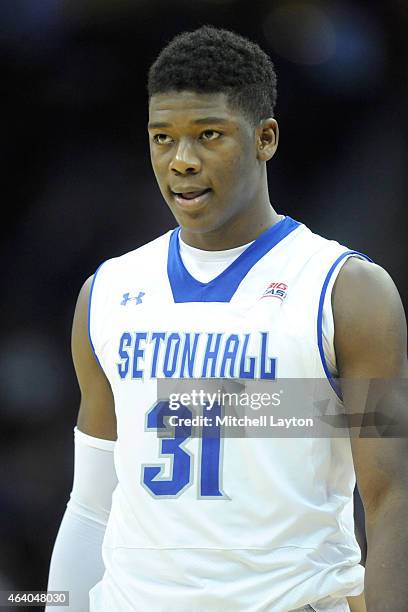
[46,427,117,611]
[364,492,408,611]
[46,508,106,612]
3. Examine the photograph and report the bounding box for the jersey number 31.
[141,400,225,498]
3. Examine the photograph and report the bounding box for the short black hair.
[148,25,277,125]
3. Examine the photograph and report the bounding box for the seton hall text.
[117,331,276,380]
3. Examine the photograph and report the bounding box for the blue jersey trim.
[167,216,301,303]
[317,250,374,399]
[87,262,105,370]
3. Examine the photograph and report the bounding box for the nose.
[170,139,201,175]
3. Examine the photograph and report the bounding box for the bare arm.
[333,258,408,612]
[73,275,117,439]
[46,276,117,612]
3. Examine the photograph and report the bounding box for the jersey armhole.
[317,250,373,400]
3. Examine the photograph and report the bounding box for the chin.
[166,202,214,231]
[179,214,231,238]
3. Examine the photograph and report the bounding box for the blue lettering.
[260,332,276,379]
[150,332,166,378]
[201,333,222,377]
[117,332,132,379]
[132,332,147,378]
[163,333,181,377]
[179,333,199,378]
[239,334,256,378]
[219,334,239,377]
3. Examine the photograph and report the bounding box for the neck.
[180,205,281,251]
[180,176,282,250]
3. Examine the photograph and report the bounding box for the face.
[148,91,278,245]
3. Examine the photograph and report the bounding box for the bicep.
[333,259,407,379]
[333,258,408,514]
[72,276,117,441]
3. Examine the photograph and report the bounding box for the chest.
[101,280,318,384]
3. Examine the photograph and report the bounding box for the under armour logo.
[121,291,145,306]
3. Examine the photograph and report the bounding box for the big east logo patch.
[261,281,288,301]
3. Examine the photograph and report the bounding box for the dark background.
[0,0,407,603]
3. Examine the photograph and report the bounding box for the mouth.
[171,188,212,209]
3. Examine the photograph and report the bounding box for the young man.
[47,26,407,612]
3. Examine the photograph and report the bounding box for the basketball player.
[47,27,408,612]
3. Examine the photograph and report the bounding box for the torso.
[89,217,366,612]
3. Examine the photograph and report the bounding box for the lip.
[170,187,212,211]
[171,186,210,195]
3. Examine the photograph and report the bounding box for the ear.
[256,118,279,162]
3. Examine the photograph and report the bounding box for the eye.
[153,133,173,145]
[200,130,221,141]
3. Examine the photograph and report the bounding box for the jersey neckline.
[167,216,301,303]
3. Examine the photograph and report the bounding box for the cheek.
[150,152,168,182]
[215,147,244,178]
[218,151,248,189]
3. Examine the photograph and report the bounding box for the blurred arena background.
[0,0,407,602]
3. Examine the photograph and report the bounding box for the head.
[147,26,279,245]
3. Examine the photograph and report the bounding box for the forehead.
[148,91,240,125]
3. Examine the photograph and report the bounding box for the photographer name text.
[167,415,314,429]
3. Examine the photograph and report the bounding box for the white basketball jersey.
[88,217,368,612]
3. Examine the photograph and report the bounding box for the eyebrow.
[148,117,230,129]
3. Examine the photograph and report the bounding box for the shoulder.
[92,230,175,281]
[332,257,407,377]
[73,275,117,439]
[333,257,403,326]
[334,255,394,289]
[72,274,97,365]
[115,230,174,264]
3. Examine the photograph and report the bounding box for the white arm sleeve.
[46,427,117,612]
